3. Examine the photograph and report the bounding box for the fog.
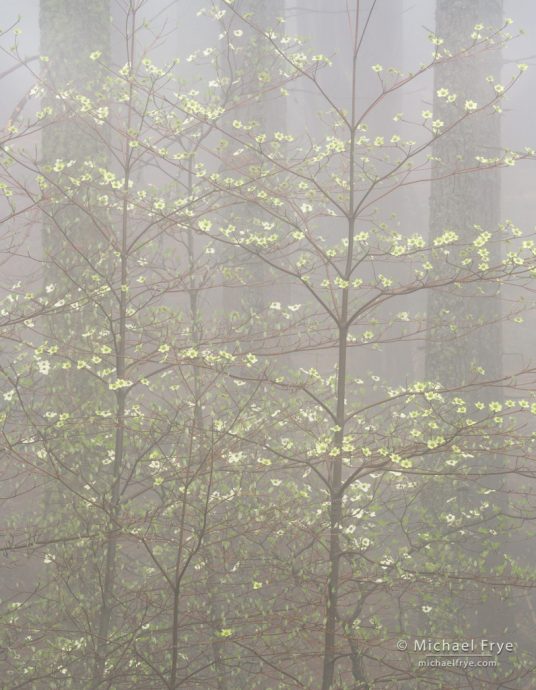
[1,1,536,689]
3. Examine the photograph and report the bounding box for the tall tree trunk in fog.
[39,3,111,400]
[426,5,502,381]
[221,0,286,317]
[40,1,111,686]
[207,3,287,687]
[425,0,509,645]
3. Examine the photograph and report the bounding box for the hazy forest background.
[1,1,536,688]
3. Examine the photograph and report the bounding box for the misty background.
[1,1,536,689]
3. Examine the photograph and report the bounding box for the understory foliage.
[1,2,536,689]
